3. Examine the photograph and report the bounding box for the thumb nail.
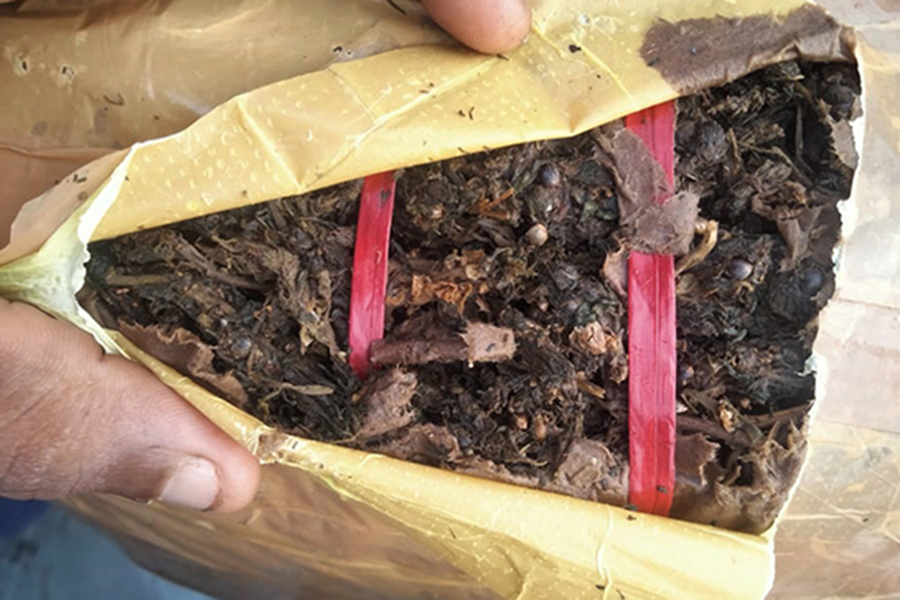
[158,456,220,511]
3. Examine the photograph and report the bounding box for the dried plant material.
[626,191,701,255]
[641,5,853,94]
[675,433,720,489]
[370,337,468,366]
[596,125,700,255]
[549,438,628,505]
[376,423,464,464]
[355,369,418,442]
[118,322,248,406]
[370,321,515,366]
[777,206,828,268]
[718,400,738,433]
[675,219,719,274]
[461,322,516,363]
[85,61,859,534]
[576,376,607,401]
[570,321,617,356]
[671,421,808,534]
[828,118,859,172]
[388,251,492,313]
[597,126,671,216]
[601,245,629,299]
[263,247,341,357]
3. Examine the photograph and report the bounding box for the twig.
[172,237,266,291]
[677,414,742,446]
[675,219,719,275]
[741,144,814,189]
[371,337,468,365]
[741,403,811,428]
[103,272,171,287]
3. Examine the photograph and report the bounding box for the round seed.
[728,258,753,280]
[801,268,824,296]
[537,164,561,187]
[525,223,549,247]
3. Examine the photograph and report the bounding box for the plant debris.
[82,60,859,534]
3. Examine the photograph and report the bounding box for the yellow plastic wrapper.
[1,1,898,598]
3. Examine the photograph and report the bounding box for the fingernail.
[158,456,220,511]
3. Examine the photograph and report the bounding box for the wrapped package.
[1,0,898,597]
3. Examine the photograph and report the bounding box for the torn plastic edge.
[625,102,677,517]
[348,172,397,379]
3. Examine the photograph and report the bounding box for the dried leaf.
[601,246,629,299]
[594,125,670,221]
[776,204,837,269]
[461,322,516,363]
[569,321,617,356]
[375,423,464,463]
[828,117,859,172]
[356,369,418,441]
[548,438,628,505]
[675,433,720,489]
[118,322,248,406]
[626,191,700,255]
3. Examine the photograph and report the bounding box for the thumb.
[0,299,260,512]
[421,0,532,54]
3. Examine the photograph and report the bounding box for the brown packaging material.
[1,1,898,598]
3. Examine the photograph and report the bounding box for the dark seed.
[678,363,694,384]
[656,485,669,494]
[728,258,753,280]
[537,163,561,187]
[801,268,824,296]
[231,338,252,359]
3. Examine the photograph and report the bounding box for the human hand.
[0,0,531,513]
[0,298,261,511]
[423,0,531,54]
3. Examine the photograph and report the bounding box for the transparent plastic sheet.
[768,4,900,596]
[0,1,897,598]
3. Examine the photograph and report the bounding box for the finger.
[0,299,260,512]
[421,0,531,54]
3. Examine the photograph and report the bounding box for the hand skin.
[0,0,531,512]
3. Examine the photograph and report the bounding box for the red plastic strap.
[624,101,676,192]
[627,252,676,515]
[348,172,396,379]
[625,102,677,517]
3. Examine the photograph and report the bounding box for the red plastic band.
[624,101,676,192]
[348,172,396,379]
[625,102,677,517]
